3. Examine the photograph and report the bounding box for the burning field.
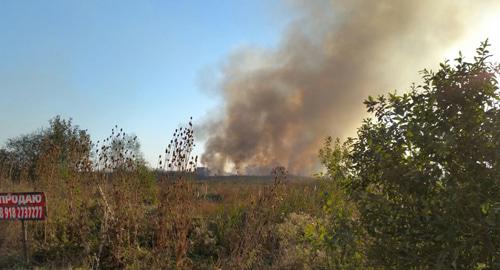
[200,0,500,174]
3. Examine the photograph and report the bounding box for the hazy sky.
[0,0,292,166]
[1,1,499,169]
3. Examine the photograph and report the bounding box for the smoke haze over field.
[200,0,500,175]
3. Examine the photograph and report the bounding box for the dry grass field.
[1,45,499,269]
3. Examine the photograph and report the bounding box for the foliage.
[348,40,500,268]
[1,42,499,269]
[0,116,91,182]
[275,212,329,269]
[315,138,368,269]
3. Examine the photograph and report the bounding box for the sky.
[0,0,292,166]
[1,1,499,169]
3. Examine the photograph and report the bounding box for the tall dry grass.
[0,117,332,269]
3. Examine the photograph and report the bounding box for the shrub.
[348,41,500,268]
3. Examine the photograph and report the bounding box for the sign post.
[0,192,47,264]
[21,219,28,263]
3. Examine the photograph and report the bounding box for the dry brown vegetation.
[2,43,499,270]
[0,117,330,270]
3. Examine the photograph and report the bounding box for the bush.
[348,41,500,268]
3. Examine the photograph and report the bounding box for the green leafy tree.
[315,137,368,269]
[40,116,93,173]
[2,132,44,181]
[348,41,500,268]
[0,116,92,181]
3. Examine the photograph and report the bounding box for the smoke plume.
[200,0,500,175]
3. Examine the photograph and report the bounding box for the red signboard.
[0,192,46,220]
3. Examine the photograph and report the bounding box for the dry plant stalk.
[227,166,287,269]
[154,118,198,269]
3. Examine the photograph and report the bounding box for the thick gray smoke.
[200,0,500,175]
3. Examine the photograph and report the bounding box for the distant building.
[196,167,210,177]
